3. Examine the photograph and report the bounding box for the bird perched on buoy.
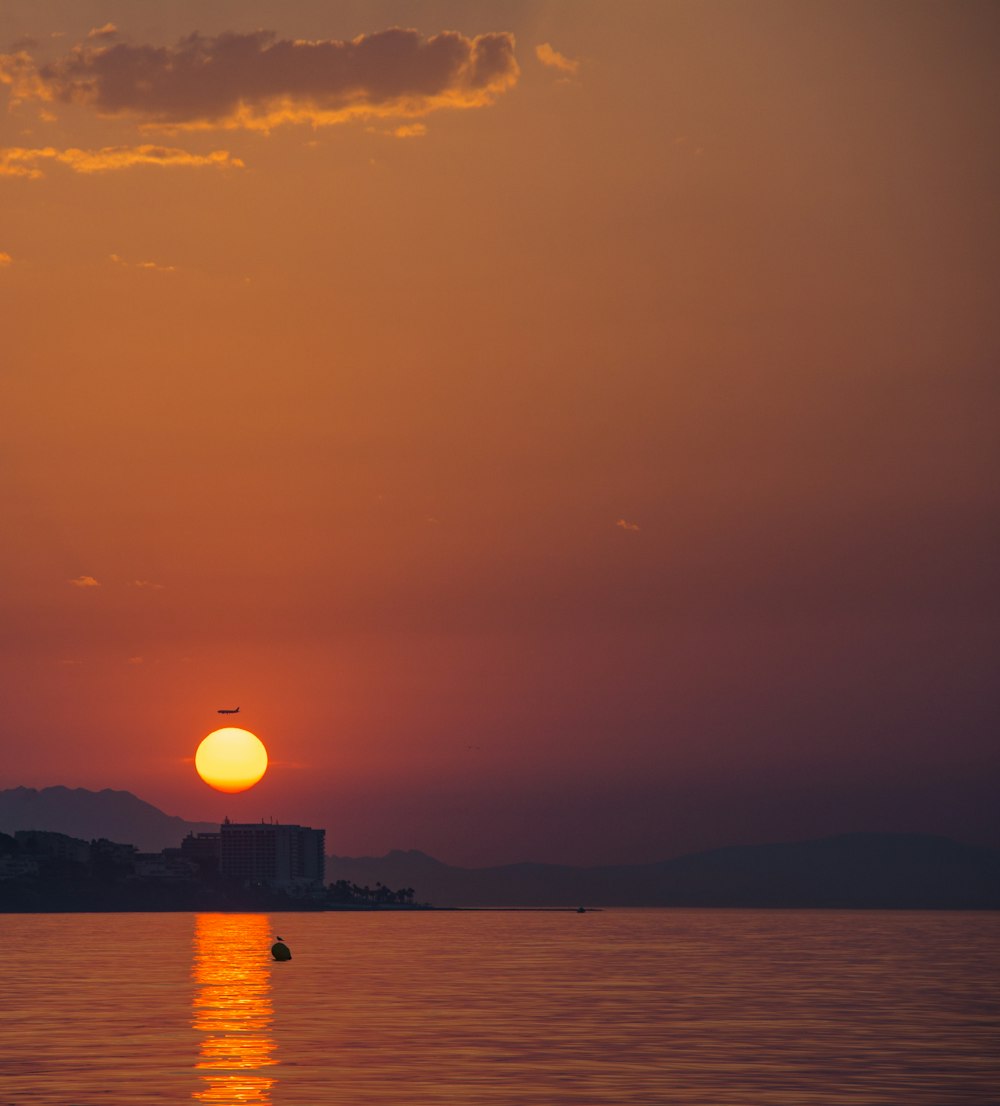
[271,936,292,961]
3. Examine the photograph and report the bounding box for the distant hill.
[0,787,219,852]
[328,834,1000,909]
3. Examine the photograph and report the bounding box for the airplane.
[217,706,240,715]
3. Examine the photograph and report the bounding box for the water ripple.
[0,910,997,1104]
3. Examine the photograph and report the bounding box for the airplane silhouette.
[217,706,240,715]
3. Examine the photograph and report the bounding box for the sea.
[2,909,998,1105]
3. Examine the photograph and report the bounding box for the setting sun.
[195,728,268,793]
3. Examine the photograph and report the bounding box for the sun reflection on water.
[192,914,277,1104]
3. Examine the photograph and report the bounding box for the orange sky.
[2,1,998,864]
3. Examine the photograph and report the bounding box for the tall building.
[219,820,325,888]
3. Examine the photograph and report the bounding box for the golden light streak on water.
[192,913,277,1104]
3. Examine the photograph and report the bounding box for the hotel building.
[219,819,325,888]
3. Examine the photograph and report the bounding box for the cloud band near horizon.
[0,144,241,178]
[1,27,519,131]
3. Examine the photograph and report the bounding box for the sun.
[195,728,268,793]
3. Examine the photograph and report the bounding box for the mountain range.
[327,835,1000,908]
[2,786,998,908]
[0,786,219,852]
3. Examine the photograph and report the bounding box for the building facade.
[219,820,325,888]
[180,832,222,867]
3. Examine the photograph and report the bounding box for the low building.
[14,830,90,864]
[219,819,325,888]
[180,832,222,866]
[133,853,200,881]
[90,838,138,866]
[0,854,40,880]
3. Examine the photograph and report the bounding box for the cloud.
[1,28,519,132]
[127,655,144,665]
[615,519,640,532]
[393,122,427,138]
[0,251,11,266]
[535,43,579,75]
[0,144,243,179]
[0,49,51,105]
[131,579,166,589]
[112,255,176,272]
[69,575,101,587]
[87,23,118,41]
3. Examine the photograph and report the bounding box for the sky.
[1,0,997,867]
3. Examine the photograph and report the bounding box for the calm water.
[2,910,998,1105]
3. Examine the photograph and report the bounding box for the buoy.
[271,938,292,961]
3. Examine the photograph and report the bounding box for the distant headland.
[0,822,424,913]
[2,786,999,911]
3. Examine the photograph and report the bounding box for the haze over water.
[3,910,998,1104]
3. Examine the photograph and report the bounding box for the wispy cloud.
[0,144,243,179]
[393,123,427,139]
[87,23,118,42]
[131,579,166,590]
[111,254,176,273]
[69,575,101,587]
[535,43,580,75]
[1,28,519,132]
[127,655,143,665]
[0,251,11,266]
[615,519,640,532]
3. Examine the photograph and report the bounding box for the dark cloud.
[6,27,518,130]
